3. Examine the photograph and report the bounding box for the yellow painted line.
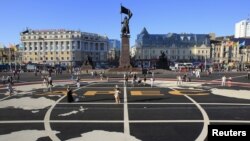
[131,91,163,96]
[169,90,209,96]
[84,91,114,96]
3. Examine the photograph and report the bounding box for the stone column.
[119,35,131,68]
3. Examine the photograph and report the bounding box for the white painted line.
[200,103,250,106]
[185,95,210,141]
[44,82,96,141]
[44,95,64,141]
[129,120,204,123]
[124,83,130,135]
[57,102,250,106]
[2,120,250,124]
[210,120,250,123]
[50,120,123,123]
[0,120,44,124]
[58,102,122,105]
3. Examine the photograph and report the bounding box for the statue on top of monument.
[121,5,133,35]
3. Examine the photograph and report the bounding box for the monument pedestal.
[119,35,131,68]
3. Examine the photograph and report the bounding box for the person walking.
[76,76,80,88]
[150,77,154,88]
[67,86,74,103]
[114,85,121,104]
[7,83,14,96]
[221,75,226,86]
[143,75,147,86]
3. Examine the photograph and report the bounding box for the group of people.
[125,73,154,87]
[176,74,192,85]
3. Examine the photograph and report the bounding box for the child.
[114,85,121,104]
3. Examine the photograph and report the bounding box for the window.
[67,52,69,54]
[51,57,53,60]
[90,43,93,50]
[95,43,98,50]
[100,43,104,50]
[77,41,80,49]
[35,52,37,55]
[56,52,58,54]
[84,42,88,50]
[51,52,53,55]
[61,57,64,60]
[61,52,64,54]
[45,52,48,55]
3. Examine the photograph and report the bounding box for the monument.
[119,5,133,68]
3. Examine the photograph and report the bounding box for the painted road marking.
[2,120,250,124]
[169,89,209,96]
[84,91,114,96]
[185,95,210,141]
[130,91,163,96]
[124,84,130,135]
[57,102,250,106]
[44,82,96,141]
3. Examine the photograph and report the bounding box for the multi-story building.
[132,28,211,68]
[235,18,250,38]
[108,39,121,61]
[211,36,240,64]
[211,36,250,70]
[20,29,109,66]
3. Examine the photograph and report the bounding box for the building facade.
[108,39,121,61]
[235,19,250,38]
[211,36,250,70]
[132,28,211,68]
[20,29,109,66]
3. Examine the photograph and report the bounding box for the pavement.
[0,72,250,141]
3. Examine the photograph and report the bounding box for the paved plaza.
[0,72,250,141]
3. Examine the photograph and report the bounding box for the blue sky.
[0,0,249,46]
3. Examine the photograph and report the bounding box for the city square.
[1,0,250,141]
[0,71,250,141]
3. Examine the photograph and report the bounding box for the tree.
[156,51,169,69]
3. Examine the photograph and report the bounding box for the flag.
[121,5,133,19]
[9,44,17,52]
